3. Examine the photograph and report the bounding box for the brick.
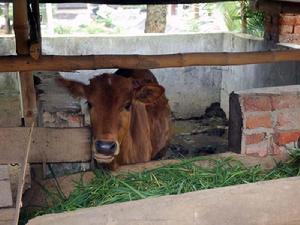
[279,15,296,25]
[274,131,300,145]
[243,96,272,112]
[246,113,272,129]
[245,142,268,157]
[279,34,300,44]
[245,133,266,145]
[279,25,294,34]
[276,111,300,130]
[271,95,300,110]
[295,26,300,34]
[270,144,286,155]
[296,15,300,25]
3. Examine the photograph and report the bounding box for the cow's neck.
[117,101,153,165]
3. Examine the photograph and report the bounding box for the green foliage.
[219,0,264,37]
[96,17,115,28]
[188,19,201,32]
[54,25,73,35]
[245,6,264,37]
[219,2,241,32]
[20,148,300,224]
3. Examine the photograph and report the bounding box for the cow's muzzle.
[94,140,120,163]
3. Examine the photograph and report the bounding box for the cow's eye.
[124,101,132,111]
[86,101,92,109]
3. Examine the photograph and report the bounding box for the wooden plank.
[27,177,300,225]
[0,127,91,164]
[0,180,13,208]
[0,50,300,72]
[0,208,15,225]
[1,0,241,4]
[13,123,33,225]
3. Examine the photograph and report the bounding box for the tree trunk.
[240,0,247,33]
[144,5,167,33]
[193,4,200,19]
[4,3,12,34]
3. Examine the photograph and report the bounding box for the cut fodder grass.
[21,149,300,224]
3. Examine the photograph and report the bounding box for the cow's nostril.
[95,140,117,155]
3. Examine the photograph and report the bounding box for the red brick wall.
[265,13,300,44]
[279,14,300,44]
[229,86,300,157]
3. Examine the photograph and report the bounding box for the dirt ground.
[164,102,228,159]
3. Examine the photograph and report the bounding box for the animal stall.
[0,0,300,224]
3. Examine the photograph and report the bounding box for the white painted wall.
[0,33,299,118]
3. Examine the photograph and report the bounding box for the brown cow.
[57,69,171,169]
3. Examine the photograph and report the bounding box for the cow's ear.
[56,77,88,98]
[135,84,165,104]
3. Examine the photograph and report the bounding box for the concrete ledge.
[27,176,300,225]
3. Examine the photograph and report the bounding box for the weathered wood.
[0,50,300,72]
[228,93,242,154]
[13,123,34,225]
[28,0,42,60]
[27,177,300,225]
[0,127,91,164]
[254,0,300,14]
[18,73,37,126]
[0,181,13,208]
[1,0,241,4]
[13,0,37,126]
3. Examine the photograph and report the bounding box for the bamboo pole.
[0,50,299,72]
[13,123,34,225]
[13,0,37,126]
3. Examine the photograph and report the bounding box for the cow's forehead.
[88,74,133,100]
[90,74,132,88]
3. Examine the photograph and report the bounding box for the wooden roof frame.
[0,0,298,4]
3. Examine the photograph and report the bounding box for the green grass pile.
[21,149,300,223]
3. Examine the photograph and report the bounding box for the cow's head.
[57,74,164,164]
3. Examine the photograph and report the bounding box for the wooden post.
[29,0,42,59]
[13,0,37,126]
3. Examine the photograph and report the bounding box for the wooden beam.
[13,0,38,126]
[0,127,91,164]
[0,50,300,72]
[255,0,300,14]
[0,0,240,4]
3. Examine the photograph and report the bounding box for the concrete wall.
[0,33,299,119]
[220,33,300,115]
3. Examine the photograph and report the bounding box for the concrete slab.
[27,177,300,225]
[0,180,13,208]
[0,165,9,180]
[0,208,15,225]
